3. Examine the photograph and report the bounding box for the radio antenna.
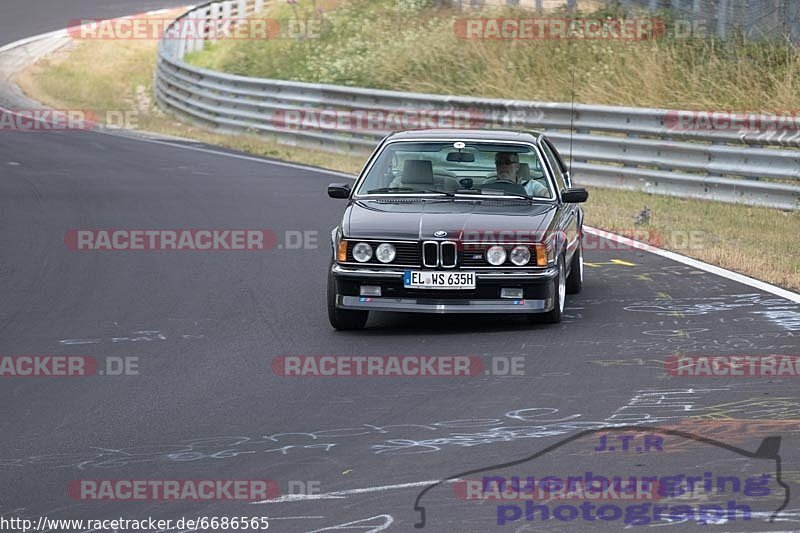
[568,57,575,177]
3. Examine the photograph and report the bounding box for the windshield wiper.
[418,189,455,197]
[367,187,454,197]
[456,189,532,200]
[367,187,416,193]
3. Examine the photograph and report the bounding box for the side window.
[540,141,567,192]
[544,139,571,187]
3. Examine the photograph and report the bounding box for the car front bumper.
[331,264,557,314]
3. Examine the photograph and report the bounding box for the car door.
[539,137,580,263]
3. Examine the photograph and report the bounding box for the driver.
[486,152,548,197]
[493,152,520,181]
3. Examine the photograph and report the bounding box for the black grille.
[422,242,438,267]
[440,242,457,267]
[346,241,420,266]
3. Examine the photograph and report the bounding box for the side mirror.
[561,187,588,203]
[328,183,351,199]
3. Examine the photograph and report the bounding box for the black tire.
[327,265,368,330]
[536,257,565,324]
[565,240,583,295]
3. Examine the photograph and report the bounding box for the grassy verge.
[186,0,800,110]
[13,12,799,291]
[12,13,362,176]
[585,189,798,291]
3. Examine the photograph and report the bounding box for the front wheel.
[565,240,583,294]
[535,258,565,324]
[327,265,368,330]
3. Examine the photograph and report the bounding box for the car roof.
[384,129,543,142]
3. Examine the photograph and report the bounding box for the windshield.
[355,141,555,200]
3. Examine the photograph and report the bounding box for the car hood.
[343,198,557,241]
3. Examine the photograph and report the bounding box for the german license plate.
[404,270,476,289]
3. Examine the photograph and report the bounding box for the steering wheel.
[482,179,528,196]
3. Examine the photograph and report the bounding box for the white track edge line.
[584,226,800,303]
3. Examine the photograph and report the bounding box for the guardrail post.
[789,0,800,43]
[176,14,188,58]
[195,9,206,51]
[745,0,758,39]
[209,3,220,43]
[255,0,264,12]
[186,11,197,54]
[160,35,171,58]
[717,0,729,39]
[238,0,247,18]
[221,1,233,46]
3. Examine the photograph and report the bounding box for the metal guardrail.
[154,0,800,210]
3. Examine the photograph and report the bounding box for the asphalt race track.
[1,3,799,532]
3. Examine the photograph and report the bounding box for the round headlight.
[375,243,396,263]
[486,245,507,266]
[510,245,531,266]
[352,242,373,262]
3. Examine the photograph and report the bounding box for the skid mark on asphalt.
[0,407,617,468]
[621,293,800,327]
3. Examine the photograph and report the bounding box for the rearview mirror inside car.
[446,151,475,162]
[328,183,351,199]
[561,188,589,203]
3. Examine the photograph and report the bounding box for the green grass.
[186,0,800,110]
[14,26,363,175]
[583,189,799,291]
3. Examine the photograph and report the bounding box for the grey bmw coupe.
[327,129,588,330]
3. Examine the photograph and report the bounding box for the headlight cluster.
[509,245,531,265]
[486,245,533,266]
[486,244,548,267]
[351,242,396,263]
[485,245,506,266]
